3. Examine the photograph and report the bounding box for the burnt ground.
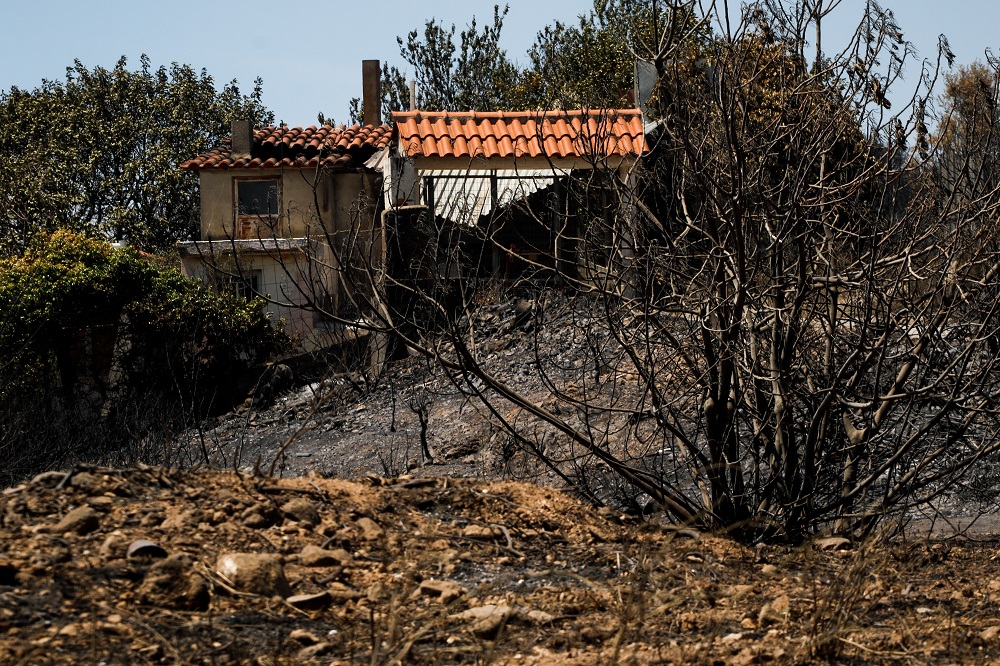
[5,466,1000,665]
[7,295,1000,664]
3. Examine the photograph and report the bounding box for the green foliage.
[0,56,273,254]
[360,1,712,116]
[0,231,283,483]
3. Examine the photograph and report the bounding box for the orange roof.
[181,124,393,170]
[392,110,646,160]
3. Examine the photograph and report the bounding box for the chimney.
[231,120,253,159]
[362,59,381,126]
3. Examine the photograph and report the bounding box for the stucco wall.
[198,169,377,241]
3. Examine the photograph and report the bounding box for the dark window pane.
[238,181,279,216]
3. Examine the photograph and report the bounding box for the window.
[236,179,279,218]
[218,269,263,300]
[234,270,262,299]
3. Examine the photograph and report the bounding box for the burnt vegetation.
[255,0,1000,543]
[7,0,1000,550]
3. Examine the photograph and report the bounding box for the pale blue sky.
[0,1,997,126]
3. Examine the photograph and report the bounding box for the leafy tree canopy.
[0,56,273,254]
[348,1,707,119]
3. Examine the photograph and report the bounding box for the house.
[177,64,392,361]
[375,108,648,286]
[178,57,647,370]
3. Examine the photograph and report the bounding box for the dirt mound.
[3,466,1000,664]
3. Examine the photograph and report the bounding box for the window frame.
[233,177,282,238]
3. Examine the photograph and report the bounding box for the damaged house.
[177,114,392,358]
[178,61,647,371]
[377,109,648,286]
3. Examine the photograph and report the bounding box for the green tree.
[0,230,283,484]
[0,56,273,254]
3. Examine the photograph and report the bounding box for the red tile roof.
[181,124,393,170]
[392,110,646,160]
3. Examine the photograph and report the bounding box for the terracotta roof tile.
[391,110,646,160]
[181,123,393,170]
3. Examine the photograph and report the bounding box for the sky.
[0,1,999,127]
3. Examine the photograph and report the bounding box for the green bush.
[0,231,284,483]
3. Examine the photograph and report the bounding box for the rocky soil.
[4,465,1000,664]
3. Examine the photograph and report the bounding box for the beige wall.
[185,167,385,359]
[198,168,379,241]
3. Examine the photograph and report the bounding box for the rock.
[327,582,364,602]
[462,524,496,540]
[356,517,383,541]
[99,534,126,560]
[454,605,512,639]
[419,579,465,604]
[51,506,100,535]
[58,623,81,637]
[760,564,778,576]
[758,594,791,626]
[87,496,113,509]
[137,555,209,610]
[982,625,1000,642]
[287,629,321,645]
[299,544,352,567]
[525,609,555,624]
[295,642,332,659]
[281,498,320,527]
[126,540,168,561]
[815,536,851,551]
[31,471,67,488]
[286,591,332,611]
[69,472,106,495]
[241,504,281,529]
[216,553,291,598]
[721,632,744,644]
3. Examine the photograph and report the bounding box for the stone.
[137,555,210,611]
[286,591,332,611]
[758,594,791,626]
[69,472,106,494]
[356,517,383,541]
[31,471,67,488]
[982,625,1000,642]
[99,534,126,560]
[327,582,364,602]
[287,629,321,645]
[216,553,291,598]
[454,605,512,639]
[126,540,168,561]
[419,579,465,604]
[58,623,80,637]
[814,536,851,551]
[462,524,496,540]
[241,504,281,529]
[295,642,332,659]
[52,506,100,535]
[299,544,352,567]
[281,498,320,527]
[525,609,555,624]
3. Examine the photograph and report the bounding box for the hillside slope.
[3,466,1000,664]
